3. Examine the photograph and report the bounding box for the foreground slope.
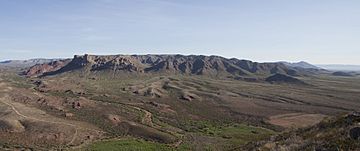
[244,112,360,151]
[0,72,104,150]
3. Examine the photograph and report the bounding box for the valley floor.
[0,69,359,150]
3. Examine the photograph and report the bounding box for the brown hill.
[25,59,71,77]
[265,73,307,85]
[26,54,310,77]
[332,71,354,77]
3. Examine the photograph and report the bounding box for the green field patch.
[1,73,33,89]
[182,120,275,147]
[85,139,175,151]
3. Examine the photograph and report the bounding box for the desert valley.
[0,54,359,150]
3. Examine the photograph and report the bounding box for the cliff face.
[25,54,303,77]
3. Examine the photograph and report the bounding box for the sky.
[0,0,359,64]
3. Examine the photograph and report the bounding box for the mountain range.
[23,54,324,79]
[280,61,322,69]
[0,58,60,67]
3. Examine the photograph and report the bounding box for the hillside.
[244,112,360,151]
[265,73,308,85]
[332,71,355,77]
[24,59,71,77]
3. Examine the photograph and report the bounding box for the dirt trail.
[172,140,183,148]
[142,110,153,126]
[123,102,154,126]
[1,98,79,145]
[136,106,154,126]
[0,77,181,148]
[0,88,78,146]
[127,104,184,147]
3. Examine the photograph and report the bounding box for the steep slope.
[31,54,309,78]
[245,112,360,151]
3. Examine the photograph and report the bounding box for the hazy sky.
[0,0,359,64]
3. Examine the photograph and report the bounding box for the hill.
[332,71,355,77]
[24,59,71,77]
[265,73,307,85]
[281,61,321,69]
[0,59,61,68]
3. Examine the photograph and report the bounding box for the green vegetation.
[184,120,273,135]
[181,120,275,149]
[47,91,79,98]
[1,73,33,89]
[85,139,176,151]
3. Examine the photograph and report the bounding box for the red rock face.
[25,59,71,77]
